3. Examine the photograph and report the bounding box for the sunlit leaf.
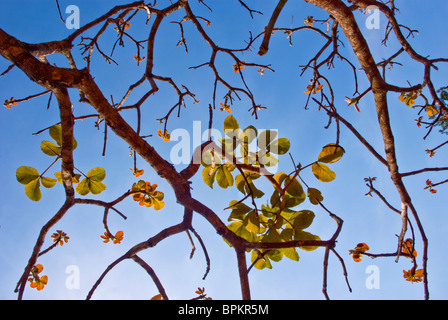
[282,247,300,261]
[86,167,106,182]
[76,179,90,196]
[224,115,239,136]
[49,125,63,146]
[317,144,345,163]
[89,180,107,195]
[40,141,61,157]
[244,210,260,234]
[227,200,252,222]
[262,228,281,243]
[152,197,165,210]
[294,230,320,251]
[216,165,234,189]
[269,138,290,155]
[16,166,40,185]
[202,166,217,188]
[25,178,42,201]
[307,187,323,205]
[251,250,272,270]
[40,176,57,189]
[49,124,77,150]
[292,210,315,230]
[227,221,258,242]
[311,162,336,182]
[267,249,283,262]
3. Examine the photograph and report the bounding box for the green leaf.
[202,166,218,188]
[40,141,61,157]
[251,250,272,270]
[269,138,290,155]
[216,165,234,189]
[312,162,336,182]
[257,130,277,150]
[273,172,288,184]
[284,176,304,198]
[261,203,278,219]
[292,210,315,230]
[224,115,239,136]
[267,249,283,262]
[282,247,300,261]
[294,230,320,251]
[86,167,106,182]
[235,173,264,198]
[75,167,107,196]
[244,210,260,234]
[76,179,90,196]
[49,125,63,146]
[49,125,77,150]
[318,143,345,164]
[16,166,40,185]
[89,180,107,195]
[227,201,252,221]
[262,228,281,243]
[40,176,57,189]
[25,178,42,201]
[227,221,258,242]
[307,187,323,205]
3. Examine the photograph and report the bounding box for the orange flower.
[101,231,124,244]
[401,238,417,258]
[130,168,144,177]
[233,61,245,73]
[51,230,69,246]
[3,97,18,109]
[425,149,435,157]
[28,264,48,291]
[403,267,423,283]
[425,179,437,194]
[113,231,124,244]
[134,54,145,62]
[157,129,170,142]
[415,116,423,128]
[114,18,131,34]
[304,16,314,27]
[219,102,232,113]
[305,81,323,95]
[349,243,369,262]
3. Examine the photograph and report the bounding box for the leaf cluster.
[16,125,107,201]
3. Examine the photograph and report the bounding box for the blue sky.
[0,0,447,300]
